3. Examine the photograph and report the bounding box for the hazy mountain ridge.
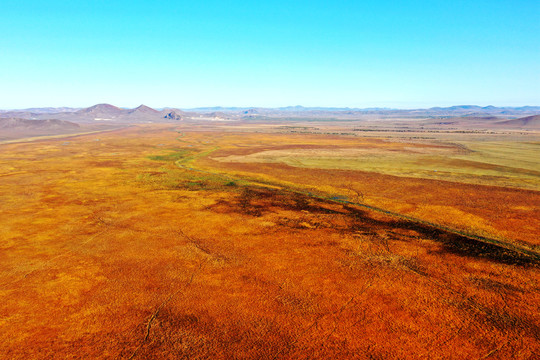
[0,107,81,114]
[188,104,540,114]
[0,118,82,141]
[1,104,539,127]
[0,118,80,130]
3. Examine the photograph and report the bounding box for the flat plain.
[1,123,539,359]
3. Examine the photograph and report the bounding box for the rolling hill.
[495,115,540,129]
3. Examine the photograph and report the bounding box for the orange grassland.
[0,125,539,359]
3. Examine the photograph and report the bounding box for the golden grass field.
[1,124,539,359]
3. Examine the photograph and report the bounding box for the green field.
[214,139,540,190]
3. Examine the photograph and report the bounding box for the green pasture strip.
[454,141,540,172]
[148,149,191,162]
[143,145,241,191]
[136,166,237,192]
[175,131,187,143]
[174,147,220,166]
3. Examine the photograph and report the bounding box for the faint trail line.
[318,291,365,344]
[0,171,27,177]
[176,228,193,242]
[478,341,507,359]
[127,261,204,360]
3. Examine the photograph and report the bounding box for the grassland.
[211,139,540,191]
[0,124,539,359]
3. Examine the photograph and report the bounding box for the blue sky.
[0,0,538,109]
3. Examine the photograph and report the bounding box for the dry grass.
[0,125,539,359]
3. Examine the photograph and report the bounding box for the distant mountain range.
[0,104,189,123]
[186,104,540,115]
[4,107,80,113]
[1,104,539,129]
[0,118,80,130]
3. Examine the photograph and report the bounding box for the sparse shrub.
[238,187,262,216]
[342,183,364,203]
[185,180,208,190]
[292,192,310,210]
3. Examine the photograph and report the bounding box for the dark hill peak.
[130,104,158,114]
[83,104,121,111]
[76,104,125,116]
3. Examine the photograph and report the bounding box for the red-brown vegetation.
[0,125,538,359]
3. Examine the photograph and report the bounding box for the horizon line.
[2,103,540,112]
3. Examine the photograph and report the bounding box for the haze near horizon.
[0,0,538,109]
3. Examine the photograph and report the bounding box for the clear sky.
[0,0,538,109]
